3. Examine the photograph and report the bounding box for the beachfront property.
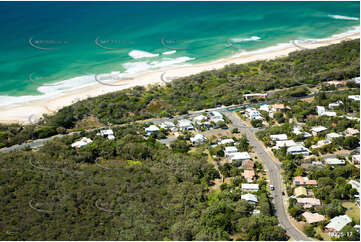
[326,132,343,140]
[296,197,321,208]
[302,212,325,224]
[324,157,346,165]
[71,137,93,148]
[348,95,360,101]
[241,183,259,192]
[224,146,239,157]
[275,140,297,149]
[190,134,207,145]
[145,125,160,135]
[242,169,255,182]
[270,134,288,141]
[294,186,307,197]
[293,176,317,186]
[241,194,258,204]
[311,126,328,136]
[325,215,352,234]
[287,145,311,156]
[178,119,194,131]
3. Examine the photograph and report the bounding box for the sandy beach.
[0,31,359,124]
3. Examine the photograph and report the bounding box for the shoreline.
[0,30,359,124]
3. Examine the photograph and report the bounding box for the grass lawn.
[316,226,331,241]
[342,201,360,223]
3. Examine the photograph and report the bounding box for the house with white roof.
[296,198,321,208]
[324,157,345,165]
[348,180,360,194]
[210,111,223,119]
[302,212,325,224]
[241,183,259,192]
[230,152,251,162]
[98,129,115,140]
[145,125,160,135]
[178,119,194,131]
[218,138,235,145]
[246,108,263,120]
[325,215,352,233]
[193,115,207,124]
[287,145,311,156]
[160,121,176,131]
[293,126,303,135]
[321,111,337,117]
[275,140,297,149]
[259,104,269,112]
[270,134,288,141]
[352,76,360,84]
[311,139,332,149]
[329,100,343,109]
[348,95,360,101]
[317,106,326,116]
[241,194,258,204]
[190,134,207,145]
[224,146,238,157]
[326,132,343,140]
[345,127,359,137]
[71,137,93,148]
[311,126,327,136]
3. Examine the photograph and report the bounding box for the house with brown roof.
[242,170,255,183]
[241,159,254,169]
[270,104,291,112]
[302,212,326,224]
[293,176,318,186]
[296,198,321,208]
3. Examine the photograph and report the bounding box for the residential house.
[145,125,160,135]
[178,119,194,131]
[270,134,288,141]
[311,139,332,149]
[293,176,318,186]
[242,169,255,183]
[302,212,326,224]
[287,145,311,156]
[293,126,303,135]
[324,157,345,165]
[312,161,323,167]
[296,198,321,208]
[193,114,207,124]
[317,106,326,116]
[244,93,267,100]
[326,132,343,140]
[224,146,238,157]
[259,104,269,112]
[99,129,115,140]
[270,104,290,112]
[352,154,360,165]
[345,127,359,137]
[294,187,307,197]
[348,180,360,194]
[352,76,360,84]
[321,111,337,117]
[326,80,345,86]
[71,137,93,148]
[311,126,327,136]
[348,95,360,101]
[190,134,207,145]
[241,194,258,204]
[242,159,255,169]
[160,121,176,131]
[246,108,263,120]
[329,101,343,109]
[218,138,235,145]
[275,140,297,149]
[230,152,251,165]
[241,183,259,192]
[325,215,352,234]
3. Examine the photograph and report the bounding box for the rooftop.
[326,215,352,232]
[302,212,326,223]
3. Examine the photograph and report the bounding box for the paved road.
[224,112,311,241]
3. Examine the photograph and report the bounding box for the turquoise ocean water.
[0,1,359,106]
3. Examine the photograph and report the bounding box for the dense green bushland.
[0,39,359,148]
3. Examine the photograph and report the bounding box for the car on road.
[270,185,275,190]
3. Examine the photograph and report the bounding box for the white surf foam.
[230,36,261,42]
[162,50,176,55]
[128,50,159,59]
[328,15,359,21]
